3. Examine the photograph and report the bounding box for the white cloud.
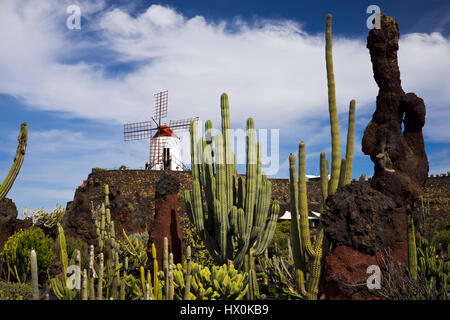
[0,2,447,132]
[0,1,448,210]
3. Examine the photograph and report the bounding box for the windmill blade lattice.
[152,90,168,125]
[124,121,155,141]
[169,117,199,133]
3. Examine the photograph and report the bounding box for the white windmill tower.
[124,90,198,171]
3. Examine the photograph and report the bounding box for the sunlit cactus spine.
[320,152,329,212]
[184,246,192,300]
[97,252,104,300]
[184,93,279,268]
[344,100,356,185]
[82,269,88,300]
[325,14,340,195]
[30,249,39,300]
[325,14,356,194]
[0,122,27,201]
[289,143,325,300]
[50,223,76,300]
[407,215,418,280]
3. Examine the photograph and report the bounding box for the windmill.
[124,90,198,171]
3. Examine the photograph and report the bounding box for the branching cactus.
[184,93,280,267]
[289,143,326,300]
[0,122,27,201]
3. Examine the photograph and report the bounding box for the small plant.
[92,167,106,173]
[20,204,65,230]
[0,228,53,283]
[434,230,450,250]
[119,165,127,170]
[0,281,33,300]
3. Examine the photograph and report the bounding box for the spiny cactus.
[407,215,418,280]
[0,122,27,201]
[344,100,356,185]
[172,259,248,300]
[289,143,325,300]
[417,239,449,291]
[325,14,340,195]
[50,223,77,300]
[325,14,356,194]
[184,93,279,268]
[30,250,39,300]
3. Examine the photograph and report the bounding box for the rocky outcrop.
[322,181,406,255]
[323,13,428,300]
[362,13,429,207]
[0,198,32,250]
[62,180,153,249]
[148,172,183,266]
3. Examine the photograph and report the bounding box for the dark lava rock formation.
[0,198,32,250]
[362,13,429,207]
[62,180,153,249]
[323,13,429,300]
[322,181,403,255]
[148,172,183,266]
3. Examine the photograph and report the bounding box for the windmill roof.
[153,125,179,138]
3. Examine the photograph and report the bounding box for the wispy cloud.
[0,1,448,210]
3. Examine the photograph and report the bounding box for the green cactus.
[184,246,192,300]
[92,185,122,300]
[319,152,329,212]
[416,238,449,292]
[30,250,39,300]
[184,93,279,269]
[325,14,340,195]
[0,122,27,201]
[344,100,356,185]
[407,215,418,280]
[325,14,356,195]
[172,260,248,300]
[97,252,104,300]
[289,143,326,300]
[50,223,77,300]
[82,269,88,300]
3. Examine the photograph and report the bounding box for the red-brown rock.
[148,172,183,266]
[324,243,408,300]
[0,198,32,250]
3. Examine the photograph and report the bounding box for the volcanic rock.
[148,172,183,266]
[322,181,406,255]
[362,13,429,206]
[0,198,32,250]
[323,13,428,299]
[62,182,153,249]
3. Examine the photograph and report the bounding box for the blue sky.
[0,0,449,212]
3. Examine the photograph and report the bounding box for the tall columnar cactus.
[319,152,329,212]
[325,15,356,194]
[184,246,192,300]
[344,100,356,185]
[30,249,39,300]
[93,184,122,300]
[0,122,27,201]
[407,215,418,280]
[184,93,279,267]
[289,143,325,300]
[325,14,340,195]
[51,223,76,300]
